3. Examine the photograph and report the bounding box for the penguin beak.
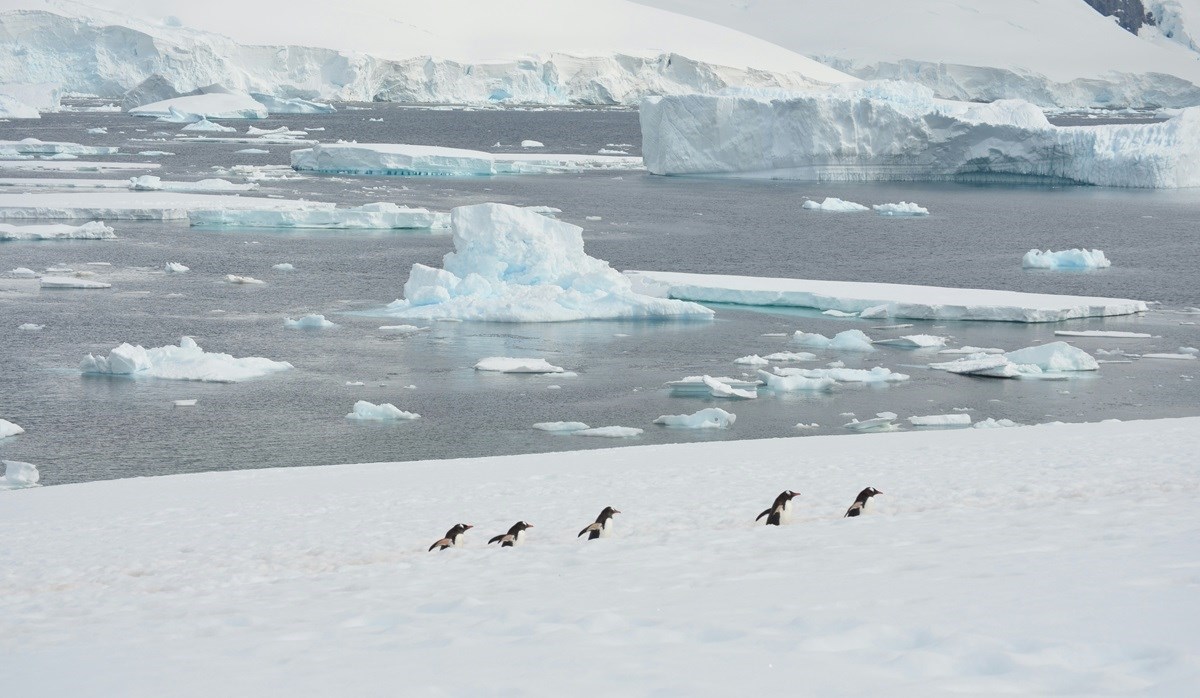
[526,524,534,528]
[465,524,474,529]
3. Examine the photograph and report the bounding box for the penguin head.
[601,506,621,517]
[450,523,473,535]
[515,521,533,531]
[779,490,801,501]
[859,487,882,499]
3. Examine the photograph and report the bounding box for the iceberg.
[908,414,972,427]
[1005,342,1099,372]
[0,95,39,119]
[664,375,761,396]
[249,93,336,114]
[640,83,1200,188]
[10,267,37,278]
[284,315,338,330]
[521,140,545,148]
[0,418,24,438]
[189,202,450,230]
[0,138,117,157]
[18,323,44,330]
[801,197,868,212]
[843,412,899,432]
[0,192,334,221]
[762,351,817,362]
[930,341,1098,378]
[41,276,110,289]
[793,329,875,352]
[770,365,909,383]
[703,375,759,399]
[625,270,1147,322]
[378,325,427,334]
[653,408,736,429]
[80,336,293,382]
[974,418,1019,429]
[533,421,590,433]
[938,346,1005,355]
[364,203,713,322]
[0,221,115,240]
[872,334,947,348]
[291,143,643,176]
[130,93,268,120]
[873,202,929,216]
[756,369,836,392]
[128,176,257,193]
[1022,249,1112,270]
[0,460,39,490]
[572,426,643,438]
[1142,353,1198,360]
[475,357,565,374]
[345,401,420,421]
[181,118,235,133]
[273,263,295,271]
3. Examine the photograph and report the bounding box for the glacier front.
[641,82,1200,188]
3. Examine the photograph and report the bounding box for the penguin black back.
[578,506,620,540]
[429,523,473,551]
[844,487,882,518]
[488,521,533,547]
[756,490,800,526]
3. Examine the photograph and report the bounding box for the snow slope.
[0,0,851,105]
[640,0,1200,107]
[1,417,1198,695]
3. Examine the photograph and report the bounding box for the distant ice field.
[0,103,1197,485]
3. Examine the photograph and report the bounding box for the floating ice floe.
[794,422,819,429]
[872,334,947,348]
[249,94,336,115]
[873,202,929,216]
[346,400,420,421]
[770,365,910,384]
[762,351,817,362]
[85,127,107,134]
[181,118,235,133]
[137,151,175,157]
[822,309,858,317]
[225,275,264,285]
[173,399,197,407]
[41,276,110,289]
[908,414,972,427]
[290,143,643,176]
[285,315,337,330]
[378,325,427,334]
[10,267,38,278]
[80,337,293,382]
[164,262,188,273]
[364,203,712,322]
[0,161,160,175]
[0,192,335,221]
[1141,353,1198,360]
[131,93,268,120]
[0,138,118,157]
[475,357,565,374]
[625,270,1147,322]
[756,369,836,392]
[664,375,760,396]
[18,323,44,330]
[974,418,1019,429]
[641,83,1200,188]
[703,374,759,398]
[938,346,1005,355]
[189,202,449,230]
[733,354,769,366]
[930,341,1098,378]
[272,263,294,271]
[1053,330,1150,338]
[653,408,736,429]
[0,460,39,490]
[793,329,875,352]
[1023,249,1111,270]
[533,421,590,433]
[128,175,256,193]
[572,426,643,438]
[521,140,544,148]
[246,126,307,138]
[0,418,24,438]
[0,221,115,240]
[801,197,868,212]
[844,412,899,432]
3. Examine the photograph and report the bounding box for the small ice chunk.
[378,325,428,334]
[938,346,1005,355]
[1,418,24,438]
[733,354,770,366]
[873,334,948,348]
[703,374,759,398]
[225,274,264,284]
[794,422,819,429]
[1181,347,1199,355]
[1023,249,1111,270]
[1005,342,1099,371]
[793,329,875,352]
[165,262,189,273]
[822,309,858,317]
[10,267,38,278]
[237,148,270,154]
[284,314,337,330]
[756,369,836,392]
[87,127,108,134]
[572,426,642,437]
[653,408,736,429]
[181,118,235,133]
[533,421,590,432]
[908,414,972,427]
[41,276,110,289]
[346,400,420,421]
[585,215,602,221]
[521,140,545,148]
[272,263,295,271]
[173,399,197,407]
[873,202,929,216]
[475,357,565,374]
[762,351,817,362]
[80,336,292,382]
[18,323,44,331]
[973,418,1019,429]
[1,460,39,489]
[1141,353,1197,360]
[801,197,868,212]
[844,412,899,432]
[1053,330,1150,338]
[138,151,175,156]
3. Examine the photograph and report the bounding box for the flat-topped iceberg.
[873,334,947,348]
[291,143,643,176]
[641,82,1200,188]
[625,270,1146,323]
[0,221,114,240]
[189,202,449,230]
[0,192,335,221]
[1023,249,1112,270]
[249,94,336,115]
[770,365,909,383]
[533,421,590,433]
[664,375,761,396]
[801,197,867,212]
[128,176,256,193]
[41,276,110,289]
[475,357,565,374]
[346,401,419,421]
[0,138,118,157]
[130,93,268,120]
[365,203,713,322]
[572,426,643,438]
[80,337,293,382]
[653,408,736,429]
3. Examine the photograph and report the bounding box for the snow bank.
[653,408,736,429]
[0,192,333,221]
[873,202,928,216]
[189,202,449,230]
[41,276,110,289]
[0,221,115,240]
[475,357,565,374]
[909,414,972,427]
[284,315,337,330]
[130,93,267,120]
[801,197,868,212]
[366,203,713,322]
[345,401,420,421]
[1022,248,1112,270]
[80,336,293,382]
[0,418,24,438]
[0,460,38,489]
[640,83,1200,188]
[291,143,643,176]
[625,270,1147,322]
[793,329,875,352]
[180,118,235,132]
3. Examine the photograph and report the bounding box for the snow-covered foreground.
[2,418,1198,695]
[627,270,1147,322]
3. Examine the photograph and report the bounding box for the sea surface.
[1,103,1198,485]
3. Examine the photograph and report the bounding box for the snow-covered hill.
[0,0,852,105]
[3,417,1198,694]
[639,0,1200,107]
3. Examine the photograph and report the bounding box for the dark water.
[1,104,1198,485]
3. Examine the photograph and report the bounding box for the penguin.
[756,490,800,526]
[844,487,882,518]
[488,521,533,547]
[578,506,620,540]
[428,523,473,551]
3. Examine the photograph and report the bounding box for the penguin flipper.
[755,508,772,522]
[429,538,450,551]
[487,534,505,545]
[578,522,602,537]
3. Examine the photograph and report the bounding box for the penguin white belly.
[512,529,525,545]
[777,500,793,524]
[599,520,613,538]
